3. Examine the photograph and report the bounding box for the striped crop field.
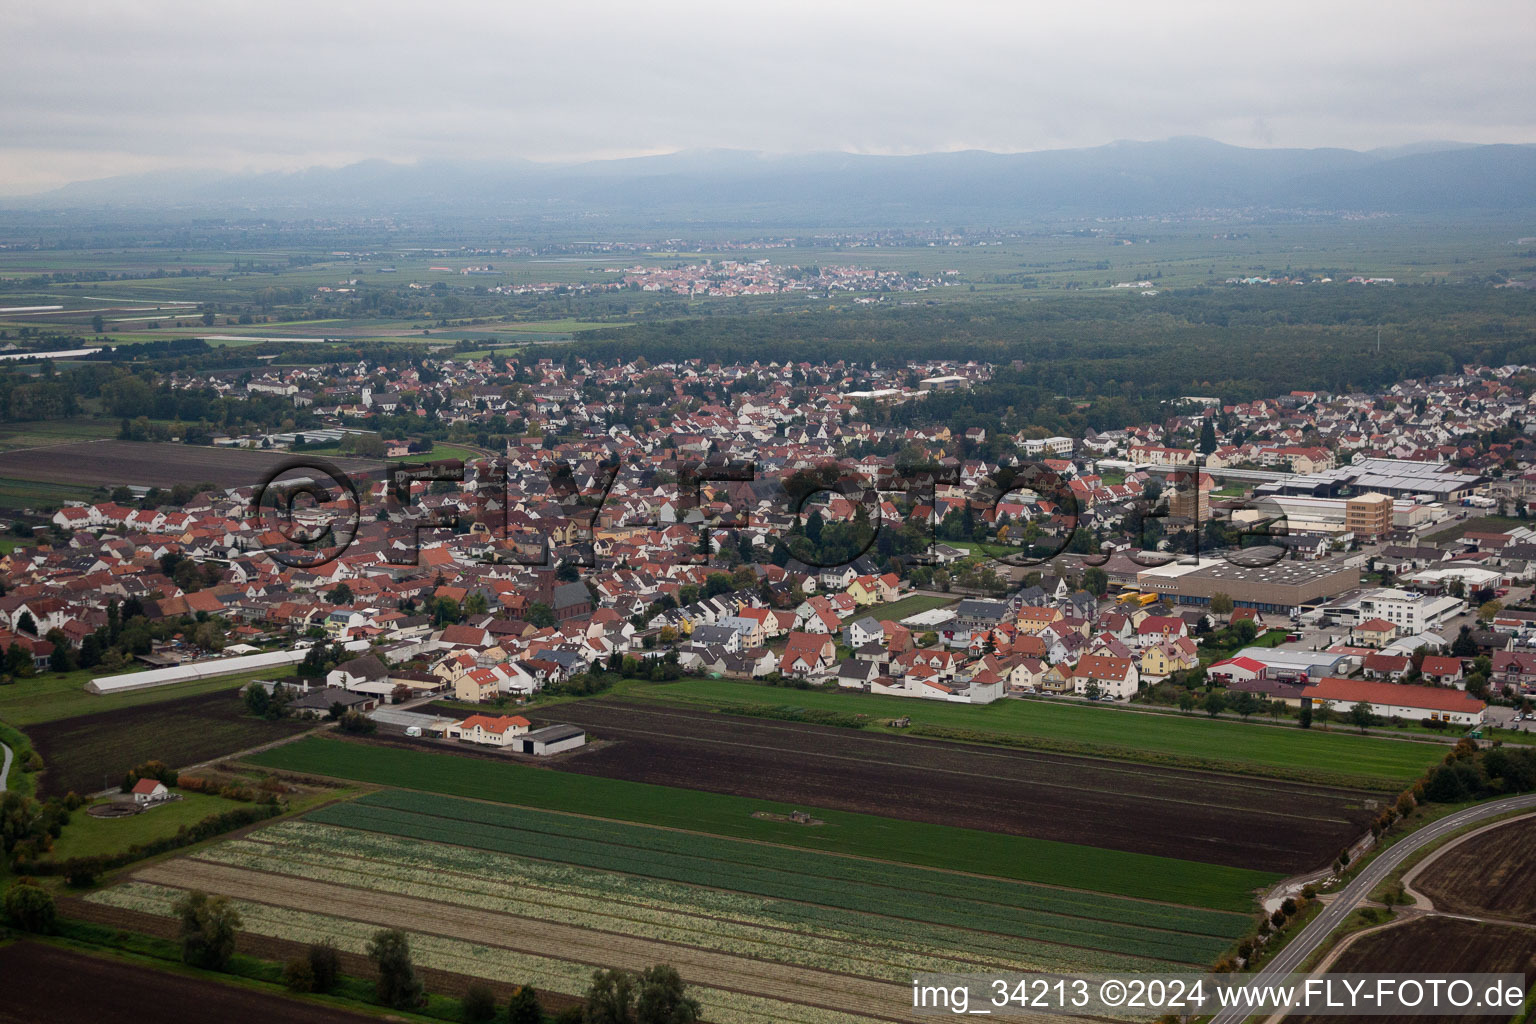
[83,790,1256,1024]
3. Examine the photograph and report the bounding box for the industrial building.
[1233,493,1442,537]
[1256,457,1484,503]
[1135,557,1360,616]
[517,724,587,756]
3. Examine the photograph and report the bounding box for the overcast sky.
[2,0,1533,195]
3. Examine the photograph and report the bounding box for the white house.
[446,713,531,746]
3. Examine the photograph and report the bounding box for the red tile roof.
[1306,677,1485,714]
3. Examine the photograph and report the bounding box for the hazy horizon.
[3,0,1535,196]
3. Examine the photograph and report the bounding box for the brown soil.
[1414,816,1536,924]
[530,699,1375,873]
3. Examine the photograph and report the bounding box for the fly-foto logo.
[249,454,1289,573]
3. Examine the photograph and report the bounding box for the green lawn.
[46,792,249,861]
[631,678,1446,791]
[0,667,274,727]
[865,592,956,622]
[248,736,1276,912]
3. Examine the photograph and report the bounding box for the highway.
[1209,793,1536,1024]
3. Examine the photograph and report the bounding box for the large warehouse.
[1135,557,1361,615]
[1256,457,1484,503]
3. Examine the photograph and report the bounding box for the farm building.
[87,640,372,694]
[286,687,377,718]
[1303,678,1487,726]
[131,779,170,806]
[446,714,531,746]
[517,724,587,756]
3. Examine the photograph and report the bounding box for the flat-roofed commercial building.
[1257,458,1483,503]
[1136,557,1360,615]
[1235,494,1442,536]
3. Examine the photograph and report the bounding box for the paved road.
[1210,792,1536,1024]
[0,741,11,793]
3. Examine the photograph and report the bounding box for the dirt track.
[534,700,1376,873]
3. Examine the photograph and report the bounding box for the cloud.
[1,0,1533,194]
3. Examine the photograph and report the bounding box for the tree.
[1082,567,1108,597]
[463,983,498,1022]
[1199,417,1217,455]
[48,641,74,674]
[635,965,701,1024]
[175,890,242,971]
[243,683,270,718]
[367,928,424,1010]
[1349,700,1375,733]
[1202,690,1227,717]
[1176,690,1199,712]
[1479,600,1503,621]
[1209,592,1234,616]
[337,710,376,735]
[308,940,342,993]
[3,878,55,932]
[1299,701,1313,729]
[507,985,543,1024]
[15,611,35,636]
[584,968,637,1024]
[1229,690,1259,719]
[284,957,316,992]
[526,602,556,628]
[328,583,354,605]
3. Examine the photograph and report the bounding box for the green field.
[248,736,1276,910]
[301,790,1251,965]
[862,592,955,622]
[0,475,99,510]
[629,679,1446,790]
[46,792,249,861]
[0,418,121,451]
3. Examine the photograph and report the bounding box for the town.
[9,355,1535,746]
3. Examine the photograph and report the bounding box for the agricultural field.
[25,688,314,797]
[531,700,1376,874]
[80,790,1256,1023]
[0,417,122,452]
[0,475,98,510]
[629,679,1447,790]
[0,664,270,727]
[0,943,380,1024]
[1293,917,1536,1024]
[0,439,378,490]
[247,736,1276,909]
[1412,815,1536,924]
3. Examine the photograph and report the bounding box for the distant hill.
[9,138,1536,224]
